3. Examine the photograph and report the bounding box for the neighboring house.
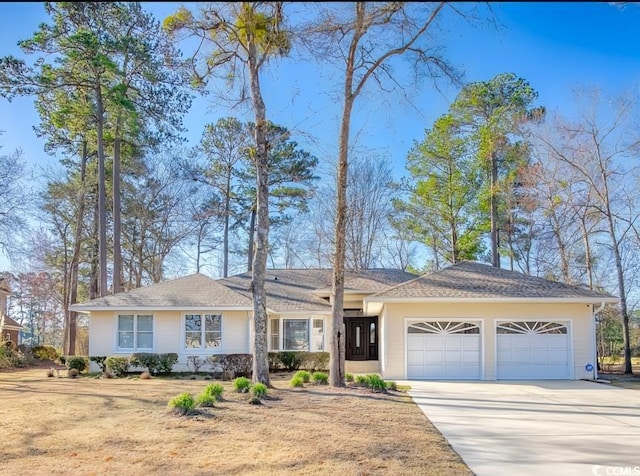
[70,261,617,380]
[1,277,21,344]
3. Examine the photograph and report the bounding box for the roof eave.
[69,305,254,312]
[365,296,619,304]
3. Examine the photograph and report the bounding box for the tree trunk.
[96,82,108,296]
[65,140,88,355]
[490,151,500,268]
[223,169,231,278]
[247,31,270,386]
[113,136,122,293]
[89,193,99,300]
[247,207,256,272]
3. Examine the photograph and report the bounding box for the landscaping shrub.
[293,370,311,383]
[279,351,301,371]
[32,345,59,361]
[386,381,397,391]
[345,373,354,382]
[186,355,206,373]
[233,376,251,393]
[209,354,252,377]
[290,375,305,388]
[366,374,387,392]
[354,374,369,386]
[203,383,225,401]
[105,356,130,377]
[251,382,268,399]
[139,371,151,380]
[157,353,178,374]
[66,356,89,373]
[89,356,108,372]
[268,352,283,371]
[195,389,216,407]
[312,371,328,384]
[298,352,330,371]
[167,392,195,415]
[130,353,161,374]
[0,345,24,369]
[68,368,79,378]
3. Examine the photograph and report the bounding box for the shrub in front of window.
[267,352,283,371]
[130,353,161,374]
[157,353,179,374]
[386,381,397,391]
[345,373,354,382]
[211,354,253,378]
[105,356,130,377]
[89,356,108,372]
[312,371,328,385]
[293,370,311,383]
[279,351,301,371]
[186,355,206,373]
[298,352,330,371]
[233,376,251,393]
[66,356,88,373]
[354,374,369,386]
[289,375,305,388]
[32,345,59,361]
[68,368,79,378]
[167,392,195,416]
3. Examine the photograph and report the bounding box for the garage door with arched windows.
[406,321,481,380]
[496,321,571,379]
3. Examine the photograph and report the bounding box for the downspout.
[592,302,606,381]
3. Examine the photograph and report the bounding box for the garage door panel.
[497,321,569,380]
[407,321,481,380]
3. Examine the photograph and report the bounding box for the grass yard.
[0,368,471,476]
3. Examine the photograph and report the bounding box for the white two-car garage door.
[407,321,481,379]
[496,321,570,379]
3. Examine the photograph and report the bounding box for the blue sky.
[1,2,639,269]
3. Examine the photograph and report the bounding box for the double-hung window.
[271,318,324,351]
[117,314,153,351]
[184,314,222,350]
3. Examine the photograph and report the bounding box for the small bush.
[105,356,130,377]
[66,356,88,373]
[195,390,216,408]
[0,345,25,369]
[233,376,251,393]
[345,373,354,382]
[366,374,387,392]
[293,370,311,383]
[68,368,79,378]
[279,351,301,371]
[312,371,328,384]
[139,371,151,380]
[130,353,161,374]
[251,382,268,399]
[268,352,283,371]
[209,354,253,377]
[386,381,397,391]
[186,355,206,373]
[103,369,114,379]
[89,356,108,372]
[203,383,224,401]
[290,375,305,388]
[32,345,59,361]
[157,353,178,374]
[167,392,195,415]
[354,374,369,386]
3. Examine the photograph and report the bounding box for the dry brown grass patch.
[0,369,470,475]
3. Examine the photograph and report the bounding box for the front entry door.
[345,316,378,361]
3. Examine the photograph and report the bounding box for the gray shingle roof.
[70,273,253,311]
[369,261,618,302]
[221,268,417,313]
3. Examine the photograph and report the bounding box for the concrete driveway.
[403,380,640,476]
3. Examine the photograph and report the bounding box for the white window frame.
[270,317,325,352]
[182,313,223,353]
[115,314,154,352]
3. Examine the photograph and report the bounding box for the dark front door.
[344,316,378,361]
